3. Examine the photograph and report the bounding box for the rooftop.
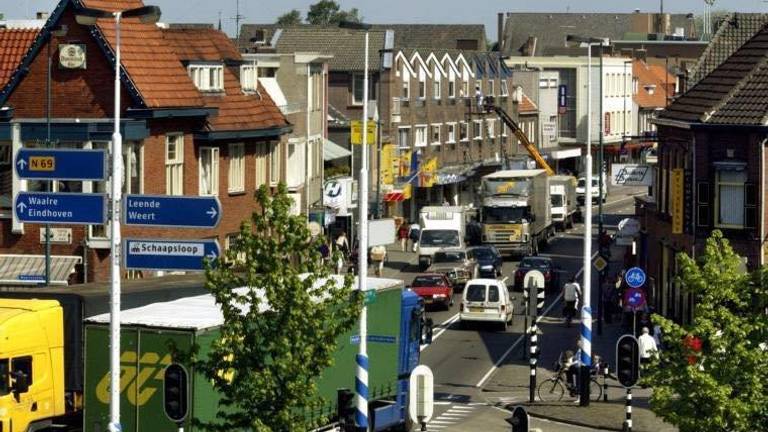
[0,28,38,89]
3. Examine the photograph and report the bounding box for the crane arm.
[490,105,555,176]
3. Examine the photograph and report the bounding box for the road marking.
[421,313,460,351]
[474,250,597,388]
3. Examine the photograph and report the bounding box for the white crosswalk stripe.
[427,403,479,429]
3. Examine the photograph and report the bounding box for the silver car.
[427,248,479,288]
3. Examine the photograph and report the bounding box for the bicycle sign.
[625,267,646,288]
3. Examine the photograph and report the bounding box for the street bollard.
[603,364,609,402]
[625,388,632,431]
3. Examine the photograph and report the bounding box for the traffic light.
[615,334,640,388]
[336,388,355,430]
[164,363,188,422]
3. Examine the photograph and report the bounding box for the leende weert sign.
[611,164,653,187]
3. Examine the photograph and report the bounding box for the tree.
[276,9,301,26]
[192,184,361,431]
[643,231,768,432]
[306,0,361,26]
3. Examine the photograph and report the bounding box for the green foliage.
[193,184,362,431]
[276,9,302,26]
[306,0,361,26]
[643,231,768,432]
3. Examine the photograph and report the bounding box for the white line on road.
[421,313,460,351]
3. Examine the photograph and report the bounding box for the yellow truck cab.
[0,299,65,432]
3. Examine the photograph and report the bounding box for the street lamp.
[566,34,603,407]
[75,6,161,432]
[338,19,372,432]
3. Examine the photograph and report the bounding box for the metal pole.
[597,45,605,337]
[625,388,633,431]
[375,49,384,218]
[355,30,370,432]
[580,42,594,407]
[108,11,124,432]
[44,35,52,286]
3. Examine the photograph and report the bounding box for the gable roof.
[519,93,538,113]
[659,23,768,126]
[501,12,695,56]
[162,28,241,62]
[0,28,38,89]
[370,24,486,51]
[271,26,387,72]
[686,13,768,91]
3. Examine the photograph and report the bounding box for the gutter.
[651,117,692,130]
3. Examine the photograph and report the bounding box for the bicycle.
[537,363,604,402]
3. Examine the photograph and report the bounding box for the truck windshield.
[483,179,531,196]
[551,195,564,206]
[420,230,460,247]
[482,206,528,223]
[0,359,8,395]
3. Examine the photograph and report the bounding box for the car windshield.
[420,230,460,247]
[412,276,446,287]
[551,195,564,206]
[482,206,528,224]
[433,251,466,263]
[520,258,551,270]
[577,179,585,188]
[465,285,486,302]
[472,248,495,260]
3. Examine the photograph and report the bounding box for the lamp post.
[339,19,372,432]
[566,34,603,407]
[75,7,161,432]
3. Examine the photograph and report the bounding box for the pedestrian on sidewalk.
[398,220,409,252]
[408,221,421,253]
[638,327,658,365]
[370,244,387,277]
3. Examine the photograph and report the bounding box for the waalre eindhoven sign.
[14,192,107,225]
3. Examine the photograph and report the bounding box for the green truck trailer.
[0,275,427,431]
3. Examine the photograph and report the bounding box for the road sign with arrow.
[123,238,220,272]
[15,148,107,181]
[123,194,222,228]
[14,192,107,225]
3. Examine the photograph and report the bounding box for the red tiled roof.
[81,0,205,108]
[0,28,38,89]
[162,28,241,61]
[519,92,538,113]
[202,68,287,131]
[633,60,674,109]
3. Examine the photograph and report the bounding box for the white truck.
[417,206,467,270]
[480,170,553,256]
[550,175,579,229]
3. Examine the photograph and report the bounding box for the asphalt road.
[382,186,643,431]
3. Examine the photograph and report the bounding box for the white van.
[459,278,514,331]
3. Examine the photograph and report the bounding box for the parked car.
[459,278,514,331]
[409,274,454,310]
[513,255,560,293]
[470,245,503,278]
[427,248,478,288]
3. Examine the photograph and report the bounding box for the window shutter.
[697,181,710,227]
[744,183,757,229]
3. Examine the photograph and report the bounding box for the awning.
[259,78,288,108]
[324,138,352,161]
[0,254,81,286]
[549,148,582,160]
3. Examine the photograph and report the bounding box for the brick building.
[638,23,768,323]
[0,0,290,284]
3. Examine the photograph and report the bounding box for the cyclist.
[562,276,581,326]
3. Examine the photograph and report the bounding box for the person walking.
[408,221,421,253]
[562,276,581,326]
[370,244,387,277]
[638,326,658,365]
[398,220,410,252]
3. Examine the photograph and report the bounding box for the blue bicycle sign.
[625,267,646,289]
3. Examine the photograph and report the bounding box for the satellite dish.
[408,365,434,424]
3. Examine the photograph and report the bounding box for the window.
[430,124,441,145]
[402,75,410,100]
[433,76,441,99]
[398,127,411,148]
[415,125,427,147]
[473,120,483,140]
[448,77,456,98]
[124,142,143,194]
[228,143,245,193]
[446,123,456,143]
[240,64,258,92]
[459,122,468,141]
[0,143,10,165]
[188,64,224,92]
[11,356,32,388]
[285,140,306,188]
[418,75,426,99]
[0,359,8,396]
[461,80,469,98]
[486,119,495,138]
[166,134,184,195]
[255,143,268,188]
[487,80,495,96]
[199,147,220,196]
[352,73,365,105]
[500,80,509,97]
[269,142,281,185]
[716,170,747,228]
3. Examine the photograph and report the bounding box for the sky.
[4,0,768,40]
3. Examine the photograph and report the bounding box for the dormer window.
[644,84,656,95]
[241,64,258,92]
[188,64,224,92]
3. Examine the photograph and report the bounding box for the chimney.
[497,13,505,53]
[36,12,49,20]
[635,48,647,62]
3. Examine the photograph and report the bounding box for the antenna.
[703,0,716,39]
[218,10,222,31]
[230,0,246,40]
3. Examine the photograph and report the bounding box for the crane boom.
[484,101,555,176]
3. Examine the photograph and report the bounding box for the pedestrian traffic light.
[163,363,188,422]
[337,388,355,430]
[615,334,640,388]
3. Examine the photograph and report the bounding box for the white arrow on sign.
[206,207,218,219]
[16,201,27,213]
[207,251,218,260]
[16,158,27,170]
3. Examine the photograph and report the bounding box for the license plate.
[468,307,483,313]
[424,298,434,304]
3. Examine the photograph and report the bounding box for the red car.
[410,274,454,310]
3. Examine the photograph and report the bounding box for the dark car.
[470,246,503,278]
[410,274,454,309]
[514,256,560,293]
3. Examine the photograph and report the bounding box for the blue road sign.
[123,195,221,228]
[558,85,567,108]
[18,274,45,283]
[15,192,107,225]
[625,267,646,289]
[123,238,220,272]
[15,148,107,181]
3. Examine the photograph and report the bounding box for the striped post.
[522,286,529,360]
[625,388,633,431]
[580,305,593,405]
[355,352,369,430]
[529,281,545,402]
[603,364,609,402]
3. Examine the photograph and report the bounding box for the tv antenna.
[231,0,246,40]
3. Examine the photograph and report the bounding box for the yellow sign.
[420,157,438,188]
[593,255,608,272]
[495,181,517,194]
[403,184,412,200]
[381,143,396,185]
[351,120,377,145]
[671,168,684,234]
[399,150,412,177]
[30,156,55,171]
